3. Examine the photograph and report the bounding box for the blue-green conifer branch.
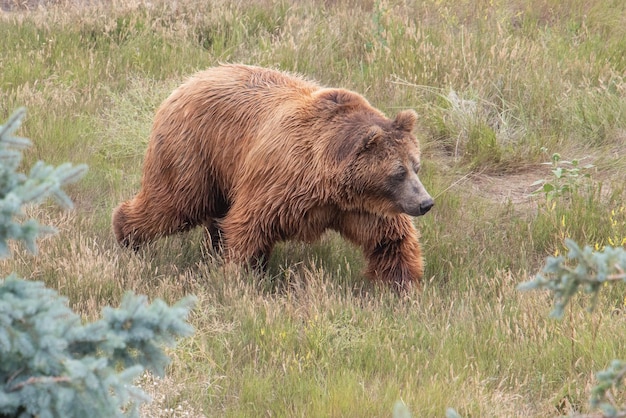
[518,238,626,319]
[518,239,626,416]
[0,109,196,417]
[0,108,87,257]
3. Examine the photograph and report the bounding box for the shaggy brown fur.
[112,64,434,290]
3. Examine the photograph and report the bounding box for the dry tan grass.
[138,373,206,418]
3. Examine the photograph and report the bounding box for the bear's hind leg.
[112,195,193,249]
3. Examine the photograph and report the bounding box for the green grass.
[2,0,626,416]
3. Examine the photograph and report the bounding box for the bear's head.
[319,90,433,217]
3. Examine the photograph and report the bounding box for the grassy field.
[2,0,626,416]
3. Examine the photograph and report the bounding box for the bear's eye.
[414,163,420,174]
[391,166,407,182]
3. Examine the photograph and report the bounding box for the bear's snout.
[396,175,434,217]
[400,196,434,217]
[419,198,434,215]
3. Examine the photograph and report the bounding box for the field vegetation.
[2,0,626,416]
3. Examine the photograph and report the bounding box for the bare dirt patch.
[465,170,542,205]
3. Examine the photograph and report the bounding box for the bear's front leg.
[335,212,424,291]
[365,230,424,292]
[219,203,277,273]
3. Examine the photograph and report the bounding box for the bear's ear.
[393,109,418,132]
[314,88,365,111]
[331,125,384,162]
[360,125,385,152]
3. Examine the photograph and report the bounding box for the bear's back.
[189,64,319,104]
[145,65,325,201]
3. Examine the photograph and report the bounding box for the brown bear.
[112,64,433,290]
